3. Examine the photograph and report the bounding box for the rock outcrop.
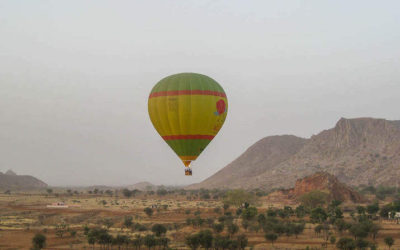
[289,172,363,202]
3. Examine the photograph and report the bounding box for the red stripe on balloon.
[162,135,215,141]
[149,90,226,98]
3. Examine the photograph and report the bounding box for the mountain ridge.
[0,170,48,190]
[188,117,400,190]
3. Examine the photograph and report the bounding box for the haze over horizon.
[1,1,400,186]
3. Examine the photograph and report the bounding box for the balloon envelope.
[148,73,228,169]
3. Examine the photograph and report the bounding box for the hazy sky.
[1,1,400,186]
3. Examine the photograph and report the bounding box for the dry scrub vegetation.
[0,187,399,249]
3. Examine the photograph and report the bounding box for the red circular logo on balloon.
[216,99,226,115]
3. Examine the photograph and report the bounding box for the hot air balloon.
[148,73,228,176]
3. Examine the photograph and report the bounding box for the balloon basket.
[185,168,192,176]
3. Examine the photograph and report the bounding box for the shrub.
[144,207,153,217]
[186,234,200,250]
[32,233,46,249]
[336,237,356,250]
[241,207,258,220]
[265,233,278,246]
[299,190,328,208]
[143,234,157,249]
[212,223,224,234]
[237,234,248,250]
[384,237,394,249]
[123,216,133,228]
[227,224,239,237]
[151,224,167,237]
[197,230,213,249]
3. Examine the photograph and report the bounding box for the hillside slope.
[189,118,400,190]
[0,170,48,190]
[189,135,308,189]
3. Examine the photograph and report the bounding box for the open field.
[0,191,399,249]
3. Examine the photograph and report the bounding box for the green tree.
[349,223,368,240]
[223,203,230,211]
[213,223,224,234]
[299,190,328,208]
[122,188,132,198]
[330,235,336,245]
[310,207,328,223]
[265,233,278,246]
[273,222,286,236]
[69,230,77,237]
[335,219,350,235]
[214,207,222,214]
[113,234,129,250]
[55,222,68,238]
[124,216,133,228]
[384,237,394,250]
[98,231,113,249]
[227,223,239,238]
[158,237,169,249]
[369,223,381,240]
[293,223,305,238]
[214,235,232,249]
[88,235,96,249]
[186,234,200,250]
[379,204,394,218]
[241,207,258,220]
[295,205,307,218]
[143,234,157,250]
[83,225,90,236]
[366,203,379,217]
[336,237,356,250]
[356,206,366,216]
[132,235,143,249]
[144,207,154,217]
[198,230,213,250]
[32,233,46,250]
[103,218,114,229]
[237,234,248,250]
[257,214,267,226]
[355,239,369,250]
[151,224,167,237]
[314,224,323,236]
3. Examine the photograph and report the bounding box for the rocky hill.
[288,172,363,202]
[0,170,48,190]
[266,172,363,203]
[189,117,400,190]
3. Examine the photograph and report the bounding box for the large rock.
[189,117,400,190]
[289,172,363,202]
